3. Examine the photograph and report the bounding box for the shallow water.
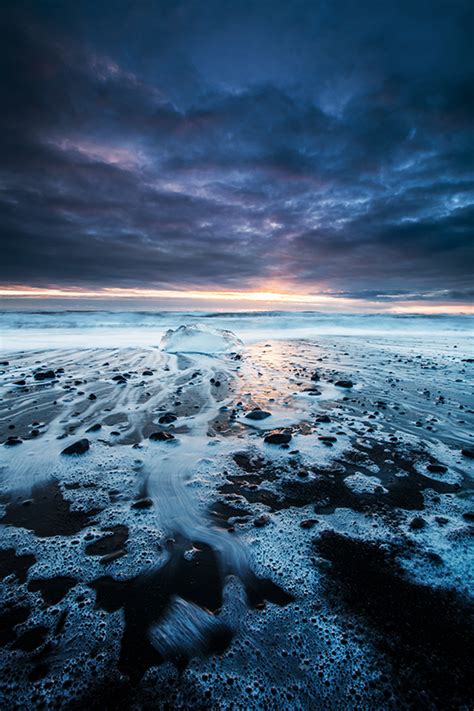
[0,314,473,708]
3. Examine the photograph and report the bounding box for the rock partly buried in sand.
[427,463,448,473]
[149,431,175,442]
[245,409,272,421]
[461,447,474,459]
[34,370,56,381]
[61,439,90,455]
[300,519,319,529]
[158,413,177,424]
[254,513,271,527]
[335,380,353,388]
[4,436,23,447]
[131,497,153,509]
[161,323,243,354]
[409,516,427,530]
[86,423,102,433]
[264,432,292,445]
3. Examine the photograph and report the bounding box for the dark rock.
[427,463,448,473]
[100,549,126,564]
[461,448,474,459]
[462,512,474,522]
[61,439,90,455]
[34,370,55,381]
[409,516,426,530]
[158,413,177,424]
[303,388,321,395]
[335,380,353,388]
[142,370,153,376]
[264,432,292,445]
[254,513,270,527]
[245,409,272,420]
[131,497,153,510]
[88,393,97,400]
[112,375,127,384]
[4,436,23,446]
[86,423,102,432]
[14,380,26,386]
[300,519,319,529]
[149,431,175,442]
[316,415,331,423]
[310,372,320,381]
[319,436,337,443]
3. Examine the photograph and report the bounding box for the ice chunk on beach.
[160,323,243,354]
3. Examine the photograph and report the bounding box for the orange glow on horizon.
[0,285,472,314]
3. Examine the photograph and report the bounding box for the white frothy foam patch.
[161,324,243,354]
[344,472,388,495]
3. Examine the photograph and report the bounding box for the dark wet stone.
[61,438,90,455]
[158,413,177,424]
[303,388,321,395]
[14,379,26,385]
[100,549,127,564]
[0,361,9,366]
[461,447,474,459]
[253,513,270,527]
[0,548,36,583]
[149,431,175,442]
[310,372,320,381]
[142,370,153,376]
[300,518,319,529]
[264,432,292,445]
[131,497,153,509]
[112,374,127,384]
[316,414,331,423]
[335,380,353,388]
[28,577,77,605]
[462,511,474,522]
[314,531,474,709]
[4,436,23,446]
[0,480,101,537]
[245,409,272,421]
[86,423,102,432]
[88,393,97,400]
[34,370,55,381]
[318,435,337,443]
[427,463,447,473]
[409,516,426,530]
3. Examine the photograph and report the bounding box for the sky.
[1,0,473,312]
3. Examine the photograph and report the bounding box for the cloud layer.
[1,0,473,305]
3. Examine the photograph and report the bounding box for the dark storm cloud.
[1,0,473,300]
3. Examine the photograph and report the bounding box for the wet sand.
[0,334,473,709]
